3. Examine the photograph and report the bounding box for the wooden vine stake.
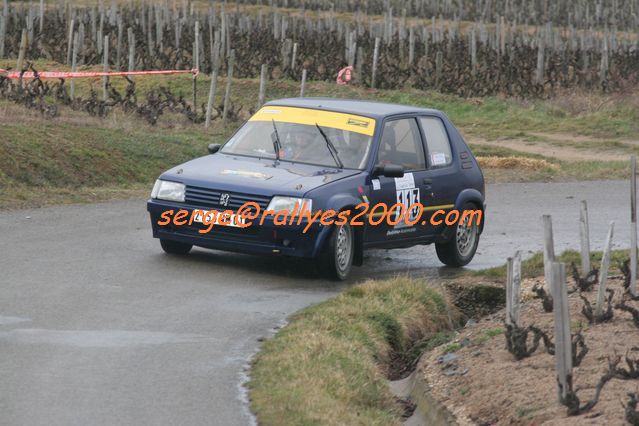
[299,69,307,97]
[371,37,380,89]
[66,18,74,65]
[0,14,5,59]
[127,27,135,79]
[222,49,235,126]
[631,156,638,296]
[595,221,615,317]
[543,215,555,291]
[257,63,267,110]
[39,0,44,34]
[16,28,28,72]
[205,40,220,129]
[551,261,572,401]
[192,21,199,109]
[102,35,109,101]
[579,200,591,274]
[70,32,78,99]
[205,69,218,129]
[506,251,522,326]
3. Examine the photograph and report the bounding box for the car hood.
[160,153,362,197]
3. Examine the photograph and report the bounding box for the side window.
[377,118,425,171]
[419,117,453,167]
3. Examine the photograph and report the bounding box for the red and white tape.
[0,68,199,79]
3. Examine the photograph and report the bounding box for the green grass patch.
[248,276,456,426]
[443,342,463,353]
[484,327,505,338]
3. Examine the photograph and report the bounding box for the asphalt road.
[0,180,631,426]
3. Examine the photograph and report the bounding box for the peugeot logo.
[219,193,231,207]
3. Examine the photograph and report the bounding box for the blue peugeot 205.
[147,98,485,280]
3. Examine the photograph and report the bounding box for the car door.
[417,115,459,237]
[366,116,430,243]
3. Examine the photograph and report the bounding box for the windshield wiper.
[271,119,282,160]
[315,123,343,169]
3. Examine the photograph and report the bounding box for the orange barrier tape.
[0,68,199,79]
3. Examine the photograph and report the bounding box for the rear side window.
[377,118,426,171]
[419,117,452,167]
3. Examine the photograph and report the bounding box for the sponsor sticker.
[371,179,381,190]
[431,153,447,166]
[221,169,272,180]
[394,172,415,190]
[347,118,370,128]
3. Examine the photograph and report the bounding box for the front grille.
[184,185,271,210]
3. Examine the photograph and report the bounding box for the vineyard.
[0,0,638,125]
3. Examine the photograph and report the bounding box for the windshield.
[220,107,376,170]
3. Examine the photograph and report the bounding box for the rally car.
[147,98,485,280]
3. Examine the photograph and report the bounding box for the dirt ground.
[468,135,635,162]
[419,275,639,425]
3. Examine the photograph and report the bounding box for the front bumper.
[147,199,328,258]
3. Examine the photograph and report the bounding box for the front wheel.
[435,203,480,267]
[319,222,354,281]
[160,239,193,255]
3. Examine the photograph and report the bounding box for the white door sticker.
[394,172,415,190]
[371,179,380,190]
[431,153,447,166]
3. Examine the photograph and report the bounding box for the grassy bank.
[2,59,637,208]
[248,277,456,425]
[247,249,631,424]
[0,105,234,208]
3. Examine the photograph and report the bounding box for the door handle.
[423,178,432,186]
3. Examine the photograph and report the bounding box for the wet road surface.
[0,180,631,425]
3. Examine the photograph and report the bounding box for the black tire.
[160,239,193,255]
[319,222,354,281]
[435,202,480,267]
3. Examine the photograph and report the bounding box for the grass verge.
[470,248,629,280]
[1,60,636,208]
[0,112,232,209]
[248,276,456,425]
[248,250,630,424]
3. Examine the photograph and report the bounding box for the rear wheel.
[160,239,192,255]
[319,222,354,281]
[435,202,480,267]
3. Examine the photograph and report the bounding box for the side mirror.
[208,143,221,154]
[373,163,404,178]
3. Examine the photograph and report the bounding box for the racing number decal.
[395,188,420,228]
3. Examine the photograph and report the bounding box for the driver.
[282,127,316,161]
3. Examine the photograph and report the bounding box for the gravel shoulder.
[419,275,637,425]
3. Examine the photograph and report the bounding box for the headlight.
[151,179,185,202]
[267,196,312,214]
